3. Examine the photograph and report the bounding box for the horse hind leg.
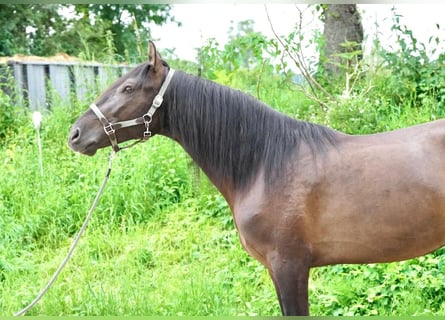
[267,251,311,315]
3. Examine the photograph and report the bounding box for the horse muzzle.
[68,126,100,156]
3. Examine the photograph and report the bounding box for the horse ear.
[148,40,161,72]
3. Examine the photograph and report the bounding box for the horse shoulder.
[231,147,324,266]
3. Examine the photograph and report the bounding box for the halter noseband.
[90,68,175,153]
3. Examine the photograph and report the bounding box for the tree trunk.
[321,4,364,78]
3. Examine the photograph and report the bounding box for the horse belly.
[309,142,445,266]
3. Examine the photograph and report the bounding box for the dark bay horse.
[68,41,445,315]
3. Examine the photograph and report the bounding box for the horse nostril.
[70,127,81,143]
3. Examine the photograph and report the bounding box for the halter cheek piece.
[90,68,175,153]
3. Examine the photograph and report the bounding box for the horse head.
[68,41,172,155]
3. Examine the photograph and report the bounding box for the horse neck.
[160,72,267,196]
[160,71,337,203]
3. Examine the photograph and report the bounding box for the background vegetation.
[0,4,174,62]
[1,9,445,316]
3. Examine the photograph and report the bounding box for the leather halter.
[90,68,175,153]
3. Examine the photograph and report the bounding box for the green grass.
[2,65,445,316]
[1,163,277,315]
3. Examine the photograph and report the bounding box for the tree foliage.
[197,20,271,80]
[0,4,174,62]
[0,5,66,57]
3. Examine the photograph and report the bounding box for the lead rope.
[14,150,116,316]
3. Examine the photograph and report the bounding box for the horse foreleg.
[268,252,311,316]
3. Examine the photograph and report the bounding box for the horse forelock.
[164,71,338,191]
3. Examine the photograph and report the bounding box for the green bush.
[0,89,18,141]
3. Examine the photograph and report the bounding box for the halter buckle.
[104,124,115,136]
[152,95,163,108]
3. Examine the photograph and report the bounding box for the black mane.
[163,70,338,191]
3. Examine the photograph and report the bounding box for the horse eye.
[124,85,134,94]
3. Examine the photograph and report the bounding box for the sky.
[148,4,445,64]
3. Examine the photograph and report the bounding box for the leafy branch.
[264,4,336,109]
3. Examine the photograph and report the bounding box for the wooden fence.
[0,60,134,110]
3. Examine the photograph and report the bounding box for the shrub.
[0,86,19,141]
